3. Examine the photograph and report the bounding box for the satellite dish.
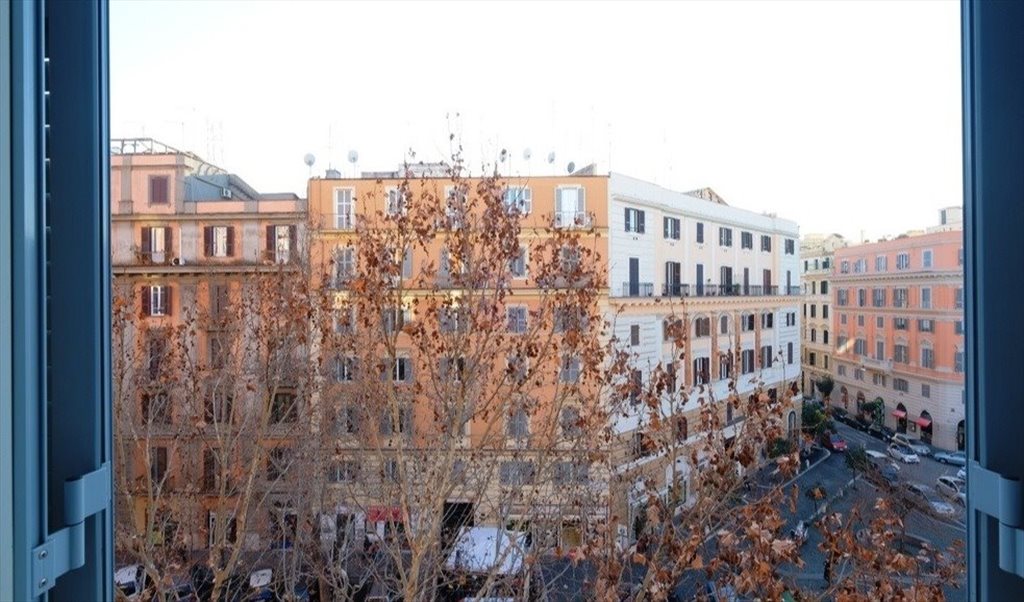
[523,148,532,160]
[499,148,508,163]
[347,150,359,164]
[547,151,556,164]
[303,153,316,167]
[567,161,576,174]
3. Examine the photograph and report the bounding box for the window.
[334,246,355,286]
[760,235,772,252]
[872,288,886,307]
[143,284,171,317]
[334,306,356,334]
[875,340,885,361]
[379,406,412,436]
[271,392,298,423]
[857,314,865,327]
[694,317,711,338]
[210,282,230,321]
[149,176,169,204]
[741,348,757,370]
[955,320,964,335]
[718,354,731,380]
[337,406,361,435]
[923,249,933,268]
[663,216,680,240]
[142,392,170,424]
[141,225,170,256]
[761,312,774,329]
[760,345,773,368]
[810,304,817,318]
[334,188,355,229]
[554,186,586,227]
[499,461,535,486]
[837,289,848,306]
[510,246,527,278]
[266,447,289,481]
[918,319,934,333]
[385,187,406,216]
[922,384,931,398]
[208,335,227,369]
[628,369,643,402]
[334,356,356,382]
[696,222,704,243]
[896,252,910,270]
[402,246,413,279]
[203,449,227,492]
[720,315,730,334]
[328,461,360,483]
[854,338,867,356]
[507,306,528,333]
[876,316,884,328]
[502,186,532,214]
[382,306,406,334]
[854,258,867,273]
[854,368,863,381]
[560,407,583,438]
[840,260,850,274]
[205,387,233,425]
[809,352,816,366]
[837,364,846,377]
[894,317,909,330]
[674,416,688,442]
[894,344,909,364]
[784,239,795,255]
[624,207,646,233]
[955,287,964,309]
[741,313,755,332]
[693,357,710,384]
[954,349,964,373]
[391,357,412,383]
[875,255,888,272]
[150,446,169,484]
[810,328,816,343]
[718,227,733,247]
[921,287,932,309]
[823,330,829,344]
[630,324,640,346]
[957,247,964,266]
[873,373,886,386]
[821,281,829,295]
[741,231,753,249]
[785,312,796,327]
[921,347,935,369]
[553,462,590,485]
[268,224,296,264]
[507,407,530,440]
[893,379,909,393]
[857,288,867,307]
[204,225,234,258]
[893,288,908,308]
[787,342,794,364]
[837,335,848,350]
[822,304,829,318]
[554,305,587,333]
[560,356,581,383]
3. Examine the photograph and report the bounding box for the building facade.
[830,214,965,451]
[800,234,847,396]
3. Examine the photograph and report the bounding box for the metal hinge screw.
[38,579,47,588]
[38,550,47,559]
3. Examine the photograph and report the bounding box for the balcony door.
[628,258,639,296]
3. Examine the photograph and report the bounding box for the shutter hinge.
[31,463,111,596]
[971,460,1024,579]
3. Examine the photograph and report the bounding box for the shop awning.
[891,410,907,419]
[367,506,402,522]
[915,417,932,428]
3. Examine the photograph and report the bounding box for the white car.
[888,443,921,464]
[936,475,967,506]
[891,433,931,456]
[114,565,148,600]
[957,466,967,481]
[905,483,958,519]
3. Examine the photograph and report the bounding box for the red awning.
[367,506,402,522]
[915,417,932,428]
[891,410,907,419]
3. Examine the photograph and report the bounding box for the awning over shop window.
[367,506,402,522]
[915,417,932,428]
[892,410,907,419]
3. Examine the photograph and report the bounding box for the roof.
[444,527,527,575]
[682,187,728,205]
[184,173,261,202]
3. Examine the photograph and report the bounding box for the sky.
[111,0,962,242]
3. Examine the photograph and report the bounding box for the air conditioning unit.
[171,257,186,266]
[220,188,233,199]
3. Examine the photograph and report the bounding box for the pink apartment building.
[830,215,965,451]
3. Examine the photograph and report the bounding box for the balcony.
[621,282,654,297]
[552,211,594,229]
[860,357,893,373]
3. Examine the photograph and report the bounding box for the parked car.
[865,449,901,485]
[891,433,931,456]
[904,483,958,519]
[957,466,967,481]
[821,431,848,452]
[830,407,849,423]
[115,565,149,601]
[856,529,937,572]
[867,423,896,441]
[934,450,967,466]
[852,416,873,432]
[888,443,921,464]
[936,475,967,502]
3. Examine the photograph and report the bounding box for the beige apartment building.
[831,209,965,451]
[800,234,847,396]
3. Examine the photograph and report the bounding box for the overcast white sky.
[111,0,962,241]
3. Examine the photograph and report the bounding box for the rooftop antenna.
[567,161,576,174]
[303,153,316,178]
[547,151,556,176]
[347,149,359,178]
[522,148,532,177]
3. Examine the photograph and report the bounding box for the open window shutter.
[163,227,173,255]
[624,208,631,231]
[141,286,151,316]
[204,227,213,257]
[288,225,298,252]
[141,227,151,254]
[266,225,275,252]
[226,227,235,257]
[165,286,173,316]
[638,211,645,233]
[577,187,585,213]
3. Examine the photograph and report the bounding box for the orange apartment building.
[830,209,965,451]
[111,138,308,552]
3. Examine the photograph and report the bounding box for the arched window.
[810,328,817,343]
[823,330,829,344]
[694,317,711,338]
[720,315,730,335]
